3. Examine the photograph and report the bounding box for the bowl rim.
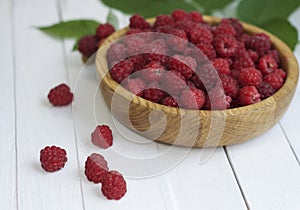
[96,15,299,116]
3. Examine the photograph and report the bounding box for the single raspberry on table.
[96,23,115,39]
[143,88,166,103]
[85,153,108,184]
[189,26,213,44]
[171,9,190,22]
[238,86,261,106]
[101,170,127,200]
[78,35,98,57]
[110,59,134,83]
[211,58,230,75]
[264,73,284,91]
[129,14,150,29]
[40,146,67,172]
[258,54,278,75]
[179,88,205,110]
[154,14,175,28]
[238,67,262,87]
[91,125,113,149]
[161,96,179,107]
[196,42,216,60]
[48,83,73,106]
[213,34,238,58]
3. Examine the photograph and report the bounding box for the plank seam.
[223,146,250,210]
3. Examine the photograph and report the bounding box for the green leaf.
[237,0,300,25]
[100,0,196,18]
[262,19,298,50]
[193,0,234,13]
[106,9,119,30]
[38,19,100,39]
[72,39,79,51]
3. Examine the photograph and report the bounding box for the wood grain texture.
[96,16,299,147]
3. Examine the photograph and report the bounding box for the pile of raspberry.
[106,10,286,109]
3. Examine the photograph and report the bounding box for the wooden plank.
[13,0,84,209]
[226,124,300,209]
[0,0,17,209]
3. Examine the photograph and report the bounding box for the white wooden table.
[1,0,300,209]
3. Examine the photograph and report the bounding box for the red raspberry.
[161,96,178,107]
[145,39,168,56]
[232,50,254,70]
[96,23,115,39]
[246,33,271,56]
[143,88,166,103]
[127,55,146,72]
[221,18,243,36]
[257,81,275,100]
[190,74,205,90]
[91,125,113,149]
[229,69,240,80]
[48,83,73,106]
[238,86,261,106]
[129,14,150,29]
[267,49,280,64]
[167,28,188,52]
[85,153,108,184]
[213,34,238,58]
[175,20,197,34]
[190,26,214,44]
[106,43,127,65]
[155,25,173,34]
[238,33,251,46]
[179,88,205,110]
[238,67,262,87]
[189,11,203,23]
[196,42,216,60]
[78,35,98,57]
[247,50,259,63]
[140,61,165,82]
[171,9,190,22]
[101,170,127,200]
[212,58,230,75]
[161,70,186,96]
[205,83,231,110]
[126,78,146,96]
[125,36,146,55]
[264,73,284,91]
[154,15,175,28]
[110,59,134,83]
[213,21,236,37]
[258,54,278,75]
[196,64,219,90]
[127,28,143,35]
[168,55,197,79]
[220,74,239,99]
[274,69,287,79]
[40,146,67,172]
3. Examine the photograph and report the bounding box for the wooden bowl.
[96,16,299,147]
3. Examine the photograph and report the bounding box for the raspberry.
[91,125,113,149]
[197,64,219,90]
[146,39,168,56]
[274,69,286,79]
[196,42,216,60]
[161,70,186,96]
[155,25,173,34]
[143,88,166,103]
[257,81,275,100]
[229,69,240,80]
[125,36,146,55]
[189,11,203,23]
[48,83,73,106]
[247,50,259,63]
[168,55,197,79]
[96,23,115,39]
[246,33,271,56]
[267,49,280,64]
[126,78,146,96]
[213,21,236,37]
[238,86,261,106]
[85,153,108,184]
[110,59,134,83]
[232,50,254,70]
[154,15,175,28]
[161,96,178,107]
[127,55,146,72]
[258,54,278,75]
[171,9,190,22]
[221,18,243,36]
[78,35,98,57]
[205,88,232,110]
[179,88,205,110]
[175,20,197,34]
[101,170,127,200]
[190,26,213,44]
[190,74,205,90]
[264,73,284,91]
[106,43,127,65]
[140,61,165,82]
[238,67,262,87]
[220,74,239,99]
[129,14,150,29]
[213,34,238,58]
[167,28,188,52]
[40,146,67,172]
[212,58,230,75]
